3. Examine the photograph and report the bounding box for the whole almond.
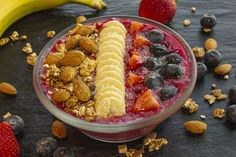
[76,24,95,36]
[73,78,91,102]
[60,50,85,66]
[215,64,232,75]
[52,90,71,102]
[184,120,207,134]
[44,52,64,65]
[65,34,81,50]
[205,38,217,51]
[78,36,98,54]
[51,120,67,139]
[60,66,77,82]
[0,82,17,95]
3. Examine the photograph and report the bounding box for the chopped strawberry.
[130,49,139,55]
[128,55,144,70]
[126,72,144,87]
[132,89,161,113]
[130,21,144,34]
[133,34,151,47]
[0,122,20,157]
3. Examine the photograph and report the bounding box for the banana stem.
[70,0,107,10]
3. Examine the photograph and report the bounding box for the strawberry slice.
[126,72,144,87]
[128,55,144,70]
[130,49,139,55]
[130,21,144,34]
[132,89,161,113]
[133,34,150,48]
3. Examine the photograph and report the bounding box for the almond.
[215,64,232,75]
[51,120,67,139]
[0,82,17,95]
[78,36,98,54]
[76,24,95,36]
[184,120,207,134]
[60,66,77,82]
[52,90,71,102]
[205,38,217,51]
[60,50,85,66]
[44,52,64,65]
[65,34,81,50]
[73,78,91,102]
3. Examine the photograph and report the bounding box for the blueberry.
[144,73,162,89]
[147,29,164,43]
[36,137,57,157]
[160,85,178,100]
[144,57,159,71]
[229,86,236,104]
[53,147,75,157]
[197,62,207,80]
[160,64,185,79]
[200,14,217,29]
[226,105,236,124]
[165,53,182,64]
[4,115,24,135]
[150,44,169,58]
[204,50,222,68]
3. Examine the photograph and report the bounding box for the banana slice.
[97,51,123,64]
[97,65,124,76]
[103,20,127,33]
[100,26,126,39]
[95,90,124,106]
[99,40,125,53]
[95,86,124,101]
[96,70,124,83]
[96,58,124,71]
[99,34,125,47]
[98,44,123,57]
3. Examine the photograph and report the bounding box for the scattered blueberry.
[226,105,236,124]
[204,50,222,68]
[200,14,217,29]
[53,147,75,157]
[36,137,57,157]
[229,86,236,104]
[160,85,178,100]
[144,73,162,89]
[166,53,182,64]
[197,62,207,80]
[144,57,159,71]
[150,44,169,58]
[147,29,164,43]
[4,115,24,135]
[160,64,185,79]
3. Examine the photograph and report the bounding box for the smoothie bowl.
[33,16,197,142]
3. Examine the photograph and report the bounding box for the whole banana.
[0,0,107,37]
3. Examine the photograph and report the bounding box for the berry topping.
[133,34,150,47]
[126,72,144,87]
[4,115,24,136]
[36,137,57,157]
[133,89,161,113]
[144,57,159,71]
[204,50,222,68]
[197,62,207,80]
[150,44,169,58]
[165,53,182,64]
[160,64,185,79]
[200,14,217,29]
[0,122,20,157]
[53,147,75,157]
[130,21,144,34]
[144,73,162,89]
[146,29,164,43]
[226,105,236,124]
[160,85,178,100]
[128,55,144,70]
[229,86,236,104]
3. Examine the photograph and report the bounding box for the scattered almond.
[52,90,71,102]
[60,50,86,66]
[69,24,95,36]
[60,66,77,82]
[78,36,98,54]
[73,78,91,102]
[51,120,67,139]
[65,34,81,50]
[0,82,17,95]
[184,120,207,134]
[76,16,86,23]
[215,64,232,75]
[205,38,217,51]
[43,52,65,65]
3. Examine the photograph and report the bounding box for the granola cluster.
[204,88,227,105]
[182,98,199,113]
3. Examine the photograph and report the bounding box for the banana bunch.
[0,0,107,37]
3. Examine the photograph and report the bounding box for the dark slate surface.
[0,0,236,156]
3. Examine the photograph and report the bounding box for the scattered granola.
[191,7,197,13]
[212,83,217,89]
[47,31,56,38]
[3,112,12,119]
[0,37,10,46]
[200,114,206,120]
[20,35,27,40]
[192,47,205,59]
[224,75,229,80]
[205,38,217,51]
[204,94,216,104]
[10,31,20,41]
[76,16,86,23]
[203,28,212,33]
[51,120,67,139]
[182,98,199,113]
[213,108,225,119]
[26,52,38,66]
[79,57,97,77]
[118,144,128,154]
[212,89,227,100]
[183,19,191,26]
[22,42,33,54]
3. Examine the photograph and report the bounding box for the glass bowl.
[33,15,197,143]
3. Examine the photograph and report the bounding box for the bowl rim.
[33,15,197,133]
